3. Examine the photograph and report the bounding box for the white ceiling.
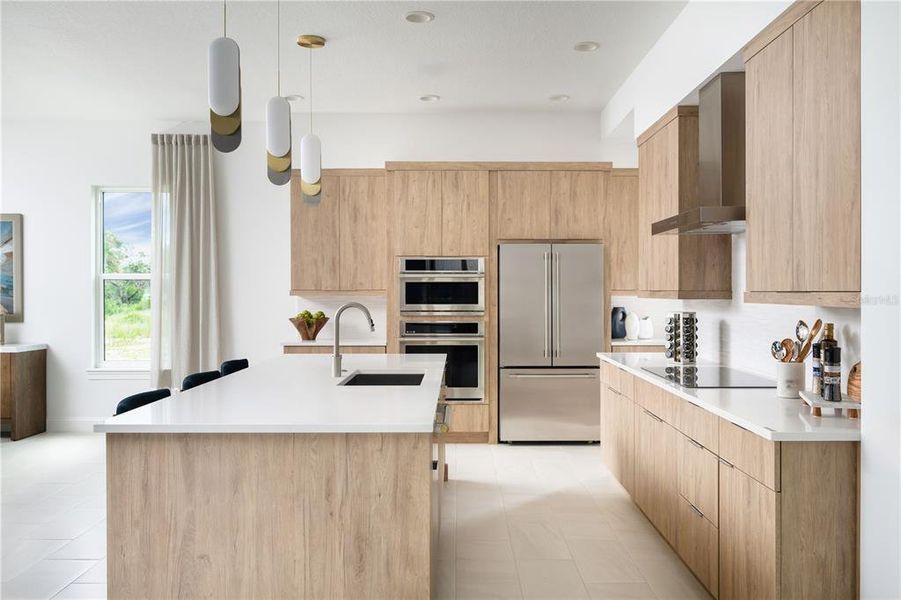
[2,1,687,121]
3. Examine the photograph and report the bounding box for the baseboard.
[46,417,105,433]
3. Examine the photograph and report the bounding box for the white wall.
[0,111,636,428]
[600,0,791,138]
[612,234,860,384]
[859,0,901,596]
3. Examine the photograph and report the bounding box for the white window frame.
[91,186,152,373]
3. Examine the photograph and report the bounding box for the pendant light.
[209,0,242,152]
[297,34,325,204]
[266,0,291,185]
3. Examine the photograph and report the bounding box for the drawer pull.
[719,456,735,469]
[689,502,704,518]
[688,437,704,450]
[606,386,621,396]
[643,409,663,423]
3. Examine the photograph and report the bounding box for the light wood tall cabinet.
[637,107,732,299]
[599,361,859,599]
[290,170,388,293]
[496,171,552,239]
[605,169,639,294]
[743,0,860,307]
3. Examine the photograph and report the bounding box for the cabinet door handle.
[718,456,735,469]
[689,502,704,519]
[688,437,704,450]
[553,252,561,358]
[606,386,621,396]
[643,409,663,423]
[543,252,550,358]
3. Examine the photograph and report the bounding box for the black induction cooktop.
[641,366,776,389]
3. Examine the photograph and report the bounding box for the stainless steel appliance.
[498,243,604,442]
[399,320,484,401]
[642,365,775,389]
[399,257,485,314]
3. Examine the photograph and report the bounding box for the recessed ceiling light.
[549,94,570,103]
[285,94,304,102]
[574,41,600,52]
[405,11,435,23]
[419,94,440,102]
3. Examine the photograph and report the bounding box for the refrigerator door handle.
[553,251,561,358]
[543,251,550,358]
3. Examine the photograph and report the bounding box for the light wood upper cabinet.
[440,171,489,256]
[291,172,340,291]
[791,0,860,292]
[496,171,551,239]
[390,170,443,256]
[551,171,607,239]
[605,169,639,293]
[637,107,732,299]
[744,0,860,306]
[290,170,388,293]
[746,29,794,293]
[339,175,388,290]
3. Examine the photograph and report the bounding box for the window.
[93,188,152,369]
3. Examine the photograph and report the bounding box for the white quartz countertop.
[283,338,387,348]
[0,343,48,353]
[94,353,446,434]
[611,338,666,347]
[598,353,860,442]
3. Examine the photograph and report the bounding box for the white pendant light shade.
[266,96,292,186]
[300,133,321,193]
[209,37,240,116]
[266,97,291,157]
[209,36,242,152]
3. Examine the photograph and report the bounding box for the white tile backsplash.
[612,234,861,383]
[292,295,388,343]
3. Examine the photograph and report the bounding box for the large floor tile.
[51,582,106,599]
[0,539,68,582]
[517,559,589,600]
[1,559,94,600]
[74,559,106,584]
[48,522,106,560]
[508,517,571,560]
[568,539,645,584]
[456,559,522,600]
[585,582,658,600]
[457,539,516,562]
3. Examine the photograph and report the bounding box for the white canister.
[624,312,640,341]
[776,362,805,398]
[638,317,654,340]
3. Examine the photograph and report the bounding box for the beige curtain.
[150,134,220,389]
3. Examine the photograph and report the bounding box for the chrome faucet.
[333,302,376,377]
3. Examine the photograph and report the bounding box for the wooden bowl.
[290,316,329,341]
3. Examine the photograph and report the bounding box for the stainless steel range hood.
[652,72,746,235]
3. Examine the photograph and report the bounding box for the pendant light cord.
[223,0,227,37]
[276,0,281,95]
[309,48,314,133]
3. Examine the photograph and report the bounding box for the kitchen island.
[95,353,446,600]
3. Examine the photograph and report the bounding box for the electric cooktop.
[641,366,776,389]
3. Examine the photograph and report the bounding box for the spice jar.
[822,346,842,402]
[811,342,823,396]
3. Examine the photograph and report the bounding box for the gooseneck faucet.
[333,302,376,377]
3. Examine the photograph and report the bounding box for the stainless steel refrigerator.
[498,242,603,442]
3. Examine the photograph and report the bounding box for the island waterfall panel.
[106,432,432,599]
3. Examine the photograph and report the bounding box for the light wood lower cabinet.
[719,461,778,600]
[601,361,858,599]
[676,495,719,595]
[633,403,678,546]
[447,404,488,434]
[284,345,386,355]
[600,384,634,494]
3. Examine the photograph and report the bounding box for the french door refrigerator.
[499,242,603,442]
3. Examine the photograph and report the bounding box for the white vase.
[638,317,654,340]
[624,313,640,341]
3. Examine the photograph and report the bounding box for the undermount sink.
[338,371,425,386]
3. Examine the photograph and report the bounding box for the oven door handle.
[398,275,485,281]
[400,338,485,344]
[506,373,597,379]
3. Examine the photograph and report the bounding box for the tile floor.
[1,434,710,600]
